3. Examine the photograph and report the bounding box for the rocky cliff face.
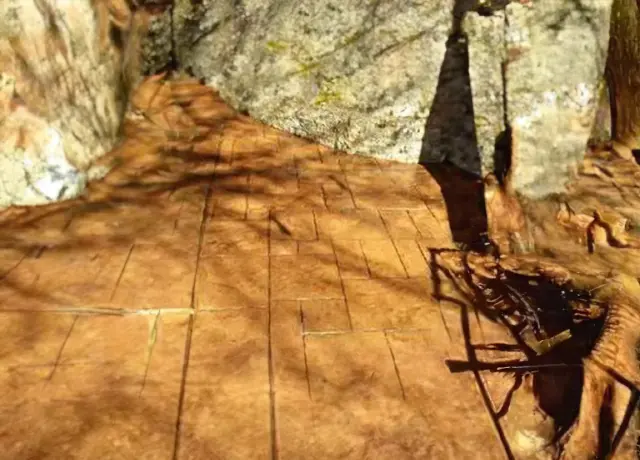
[0,0,615,207]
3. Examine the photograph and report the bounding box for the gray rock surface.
[505,0,612,199]
[461,1,612,198]
[175,0,613,199]
[464,11,506,179]
[174,0,453,163]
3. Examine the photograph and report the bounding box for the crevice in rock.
[138,0,179,75]
[493,126,512,187]
[167,1,179,71]
[471,0,513,15]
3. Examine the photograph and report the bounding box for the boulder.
[0,0,173,209]
[0,0,128,207]
[175,0,613,199]
[505,0,612,199]
[464,0,612,198]
[174,0,453,163]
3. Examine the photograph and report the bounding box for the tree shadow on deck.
[416,2,606,456]
[419,0,488,252]
[419,0,513,253]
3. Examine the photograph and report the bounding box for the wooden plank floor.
[0,76,549,460]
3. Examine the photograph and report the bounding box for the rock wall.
[175,0,613,199]
[174,0,453,163]
[0,0,615,208]
[462,1,612,198]
[431,0,612,198]
[504,0,611,199]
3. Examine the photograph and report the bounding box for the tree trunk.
[606,0,640,159]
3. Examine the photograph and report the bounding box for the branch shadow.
[428,247,606,453]
[0,60,616,458]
